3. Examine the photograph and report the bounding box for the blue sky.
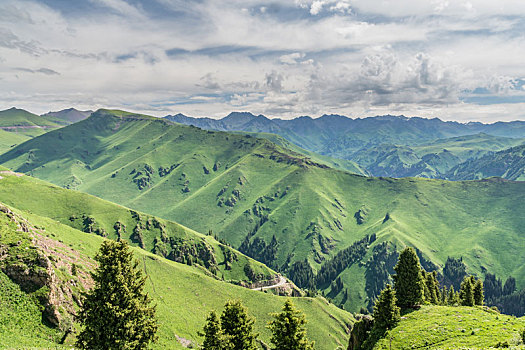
[1,0,525,122]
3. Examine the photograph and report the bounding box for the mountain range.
[2,109,523,313]
[165,112,525,180]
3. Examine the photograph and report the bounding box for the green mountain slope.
[447,144,525,181]
[168,113,525,179]
[0,128,31,154]
[0,168,276,286]
[1,110,524,313]
[346,133,524,179]
[0,173,354,349]
[0,107,60,128]
[234,131,368,175]
[370,306,525,349]
[0,107,63,150]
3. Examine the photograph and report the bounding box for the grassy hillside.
[0,107,63,151]
[448,144,525,181]
[0,168,276,285]
[0,184,354,349]
[0,128,31,154]
[1,110,524,313]
[342,133,524,178]
[0,107,60,127]
[239,131,368,175]
[371,306,525,349]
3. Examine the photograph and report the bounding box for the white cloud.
[0,0,524,122]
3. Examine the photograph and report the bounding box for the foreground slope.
[1,110,524,312]
[0,176,354,348]
[370,306,525,349]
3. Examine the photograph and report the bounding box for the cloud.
[0,0,524,122]
[265,71,284,92]
[14,67,60,75]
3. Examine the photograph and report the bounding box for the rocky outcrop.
[0,204,94,328]
[348,315,374,350]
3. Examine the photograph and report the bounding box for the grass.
[0,271,65,349]
[0,169,276,285]
[2,203,355,349]
[372,305,525,349]
[0,107,61,127]
[1,110,524,313]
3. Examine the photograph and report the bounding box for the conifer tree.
[267,299,314,350]
[372,284,401,331]
[441,285,448,305]
[448,285,457,305]
[424,271,439,304]
[76,240,158,350]
[393,247,425,308]
[202,311,226,350]
[459,276,475,306]
[473,278,484,306]
[220,300,258,350]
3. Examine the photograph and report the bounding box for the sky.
[1,0,525,122]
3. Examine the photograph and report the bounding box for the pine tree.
[220,300,258,350]
[441,285,448,305]
[459,276,475,306]
[473,278,484,306]
[267,299,314,350]
[393,247,425,308]
[424,271,439,305]
[202,311,226,350]
[372,284,401,331]
[76,240,158,350]
[447,285,456,305]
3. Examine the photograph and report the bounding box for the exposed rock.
[348,315,374,350]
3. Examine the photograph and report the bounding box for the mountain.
[0,107,60,128]
[348,133,524,178]
[1,109,524,313]
[166,112,525,178]
[41,108,92,125]
[0,166,276,286]
[0,171,354,348]
[0,108,63,151]
[447,144,525,181]
[0,129,31,154]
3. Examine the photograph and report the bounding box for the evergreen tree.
[372,284,401,331]
[441,285,448,305]
[424,271,440,305]
[202,311,226,350]
[447,285,456,305]
[393,247,425,308]
[220,300,258,350]
[459,276,475,306]
[76,240,158,350]
[267,299,314,350]
[473,278,484,306]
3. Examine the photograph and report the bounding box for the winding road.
[251,275,288,291]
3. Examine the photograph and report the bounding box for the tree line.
[349,247,487,350]
[71,240,524,350]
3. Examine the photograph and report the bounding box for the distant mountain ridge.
[41,108,92,125]
[447,144,525,181]
[165,112,525,179]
